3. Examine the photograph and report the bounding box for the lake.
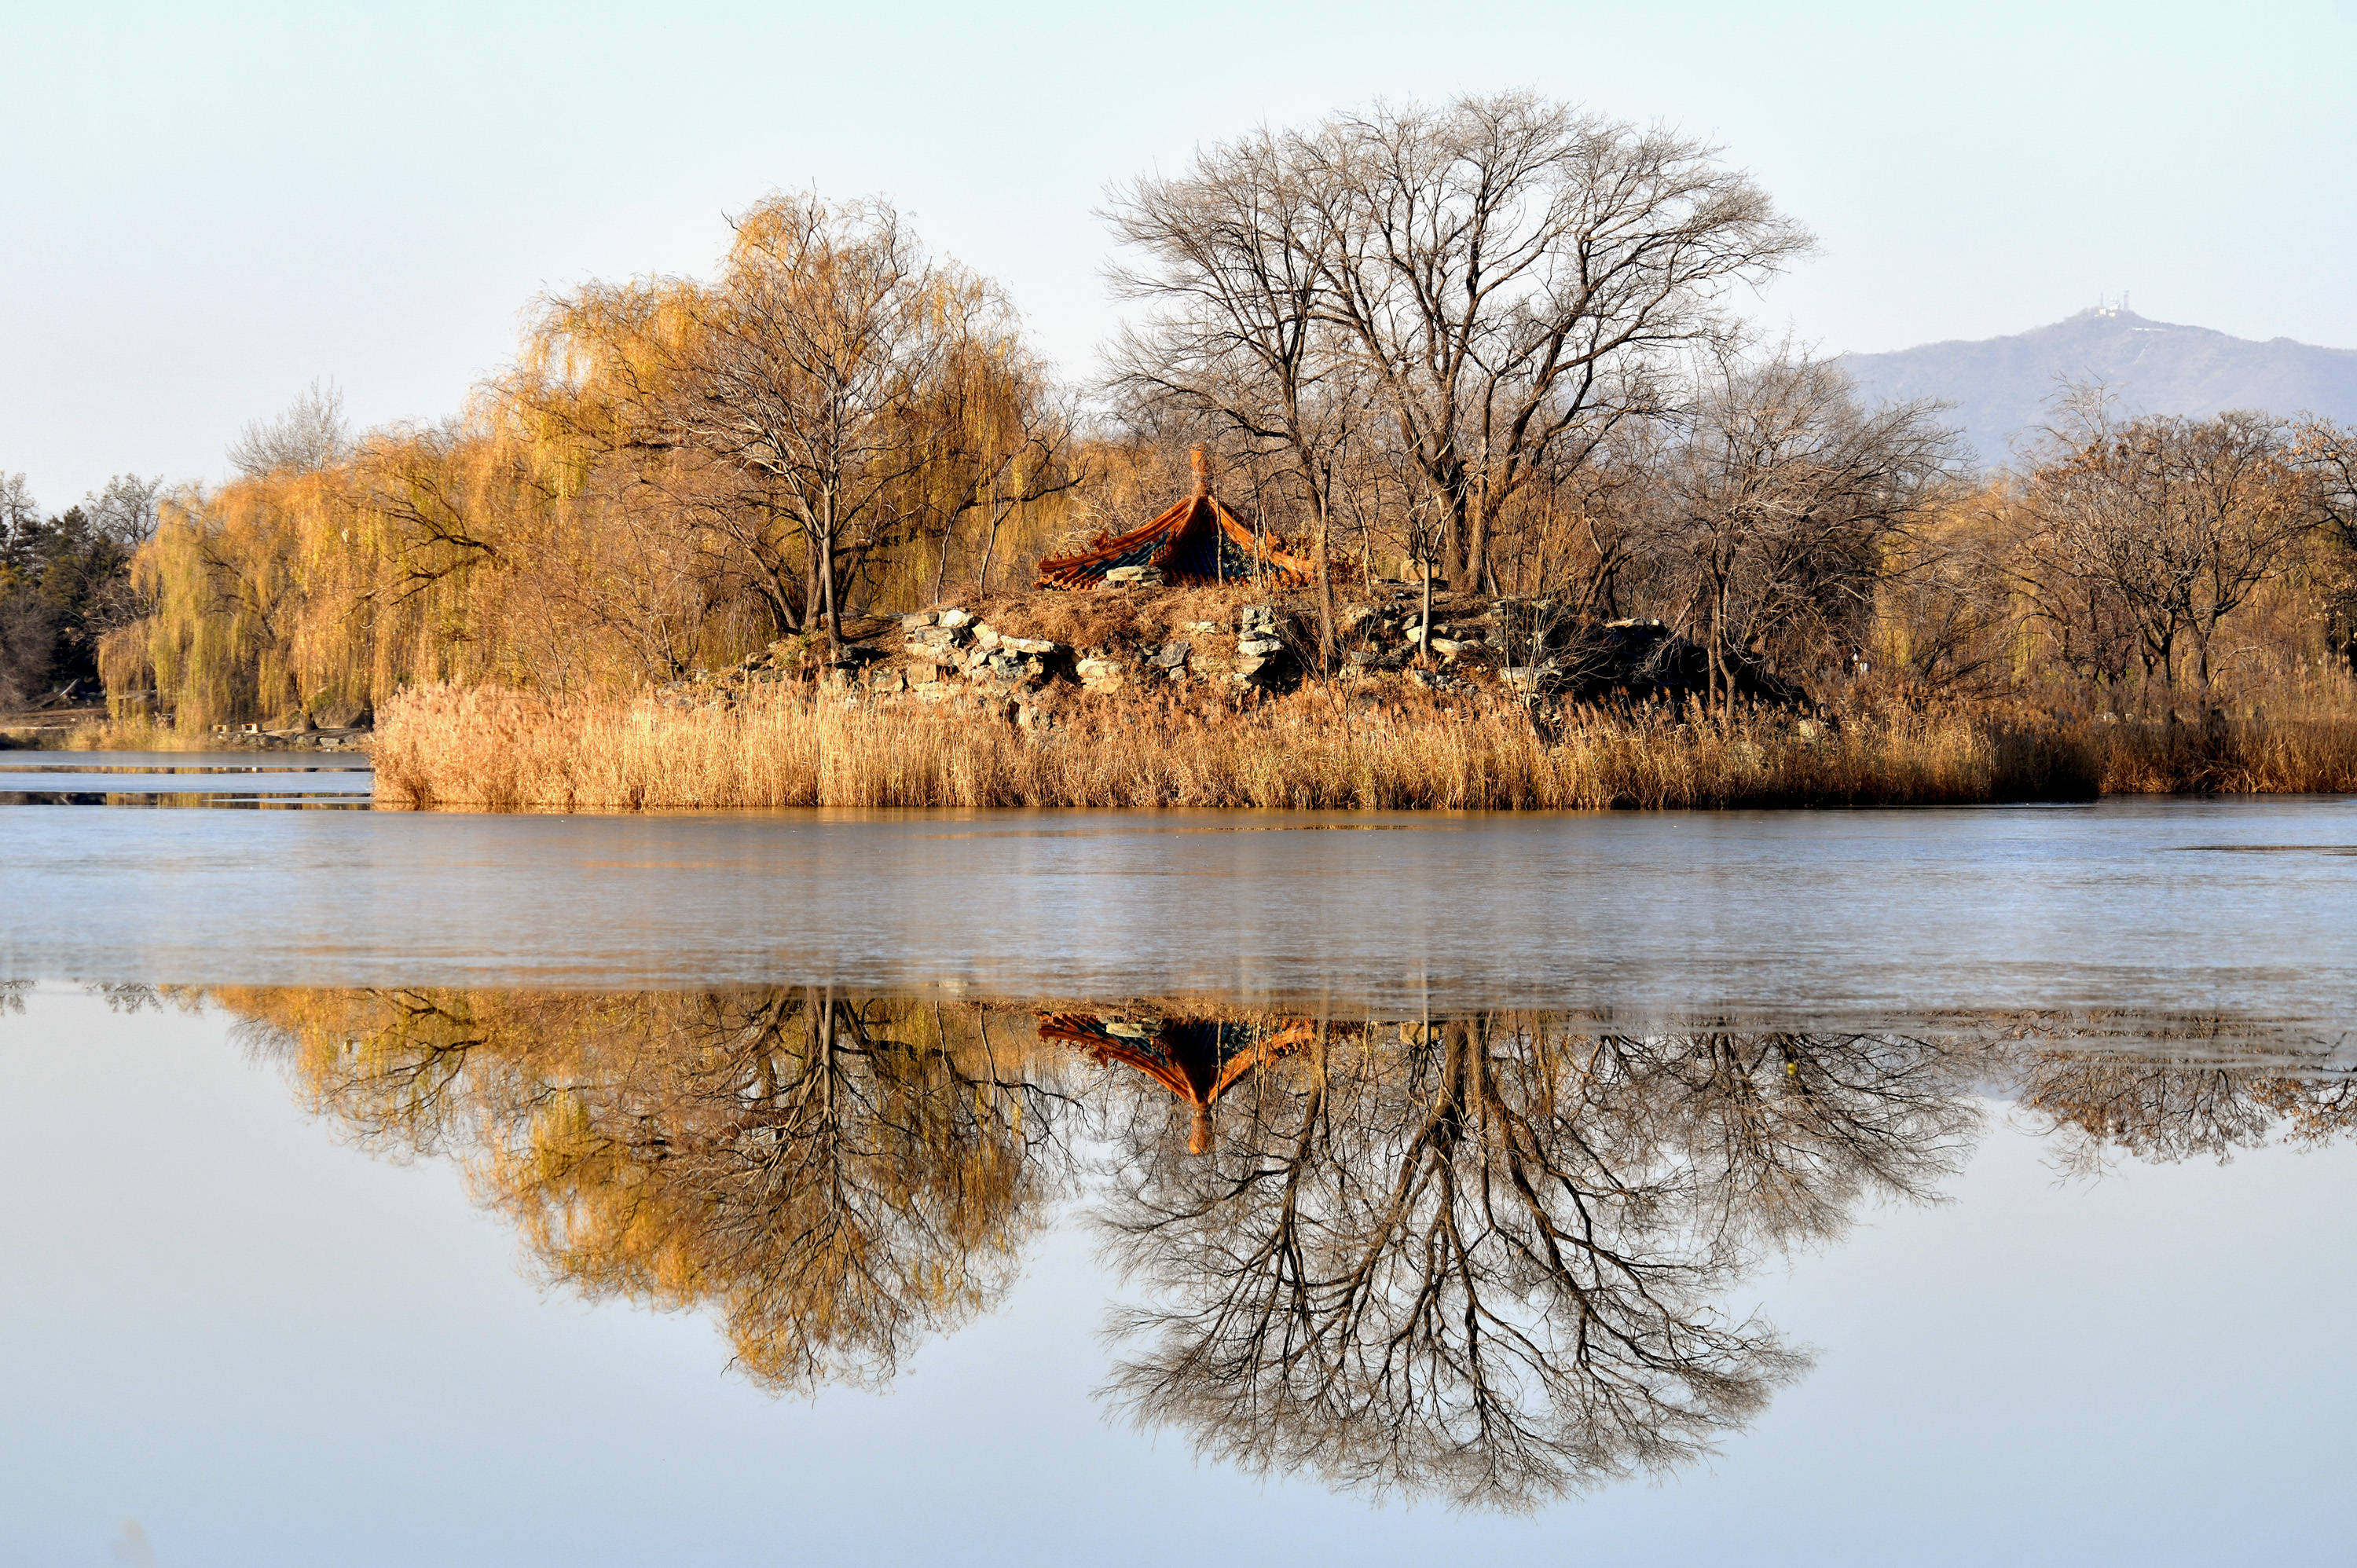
[4,757,2352,1565]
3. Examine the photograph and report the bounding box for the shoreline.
[0,715,371,754]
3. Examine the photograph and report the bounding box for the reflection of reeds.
[374,683,2141,810]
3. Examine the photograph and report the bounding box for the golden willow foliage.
[222,985,1069,1394]
[107,193,1080,728]
[104,438,553,728]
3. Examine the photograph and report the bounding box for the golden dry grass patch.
[361,683,2297,813]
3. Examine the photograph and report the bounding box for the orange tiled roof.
[1036,449,1318,590]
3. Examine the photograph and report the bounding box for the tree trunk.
[805,537,823,642]
[819,527,841,654]
[931,514,955,604]
[1419,557,1433,664]
[1461,492,1488,592]
[977,496,1006,596]
[1710,581,1734,733]
[819,486,845,654]
[1314,495,1334,676]
[1428,470,1468,586]
[970,472,1003,596]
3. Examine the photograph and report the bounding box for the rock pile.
[648,585,1813,722]
[207,723,372,753]
[651,643,804,710]
[1332,592,1812,710]
[829,602,1306,704]
[1233,603,1291,683]
[867,609,1068,698]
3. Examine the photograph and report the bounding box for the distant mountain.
[1840,307,2357,469]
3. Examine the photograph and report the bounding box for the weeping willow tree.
[104,191,1083,728]
[516,192,1082,651]
[104,425,624,727]
[103,470,380,729]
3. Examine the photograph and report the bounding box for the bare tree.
[1660,350,1954,725]
[538,194,1081,653]
[1293,93,1812,592]
[0,473,36,544]
[2294,417,2357,672]
[227,378,351,477]
[2304,418,2357,545]
[80,473,163,547]
[69,474,166,657]
[1107,129,1363,669]
[2011,393,2318,695]
[685,196,940,650]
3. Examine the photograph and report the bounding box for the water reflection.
[2003,1019,2357,1172]
[1096,1020,1978,1507]
[228,987,1066,1392]
[1040,1010,1320,1154]
[187,987,2355,1510]
[0,792,368,807]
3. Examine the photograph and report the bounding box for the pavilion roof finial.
[1189,443,1210,500]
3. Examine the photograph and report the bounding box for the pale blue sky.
[4,0,2351,504]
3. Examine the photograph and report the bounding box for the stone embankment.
[653,584,1815,722]
[881,600,1304,706]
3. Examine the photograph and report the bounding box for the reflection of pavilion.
[1039,1013,1318,1153]
[1035,447,1316,589]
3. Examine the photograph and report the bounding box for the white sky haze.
[3,0,2351,504]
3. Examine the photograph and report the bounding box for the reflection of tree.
[228,987,1072,1392]
[1095,1019,1975,1509]
[1996,1019,2357,1172]
[204,987,2357,1510]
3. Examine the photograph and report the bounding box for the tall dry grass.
[2093,714,2357,795]
[373,684,2126,811]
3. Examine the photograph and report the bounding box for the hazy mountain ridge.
[1840,307,2357,469]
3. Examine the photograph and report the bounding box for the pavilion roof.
[1036,448,1318,590]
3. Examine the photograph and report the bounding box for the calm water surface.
[2,761,2351,1564]
[6,780,2355,1024]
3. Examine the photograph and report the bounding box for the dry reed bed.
[2093,716,2357,795]
[370,684,2162,811]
